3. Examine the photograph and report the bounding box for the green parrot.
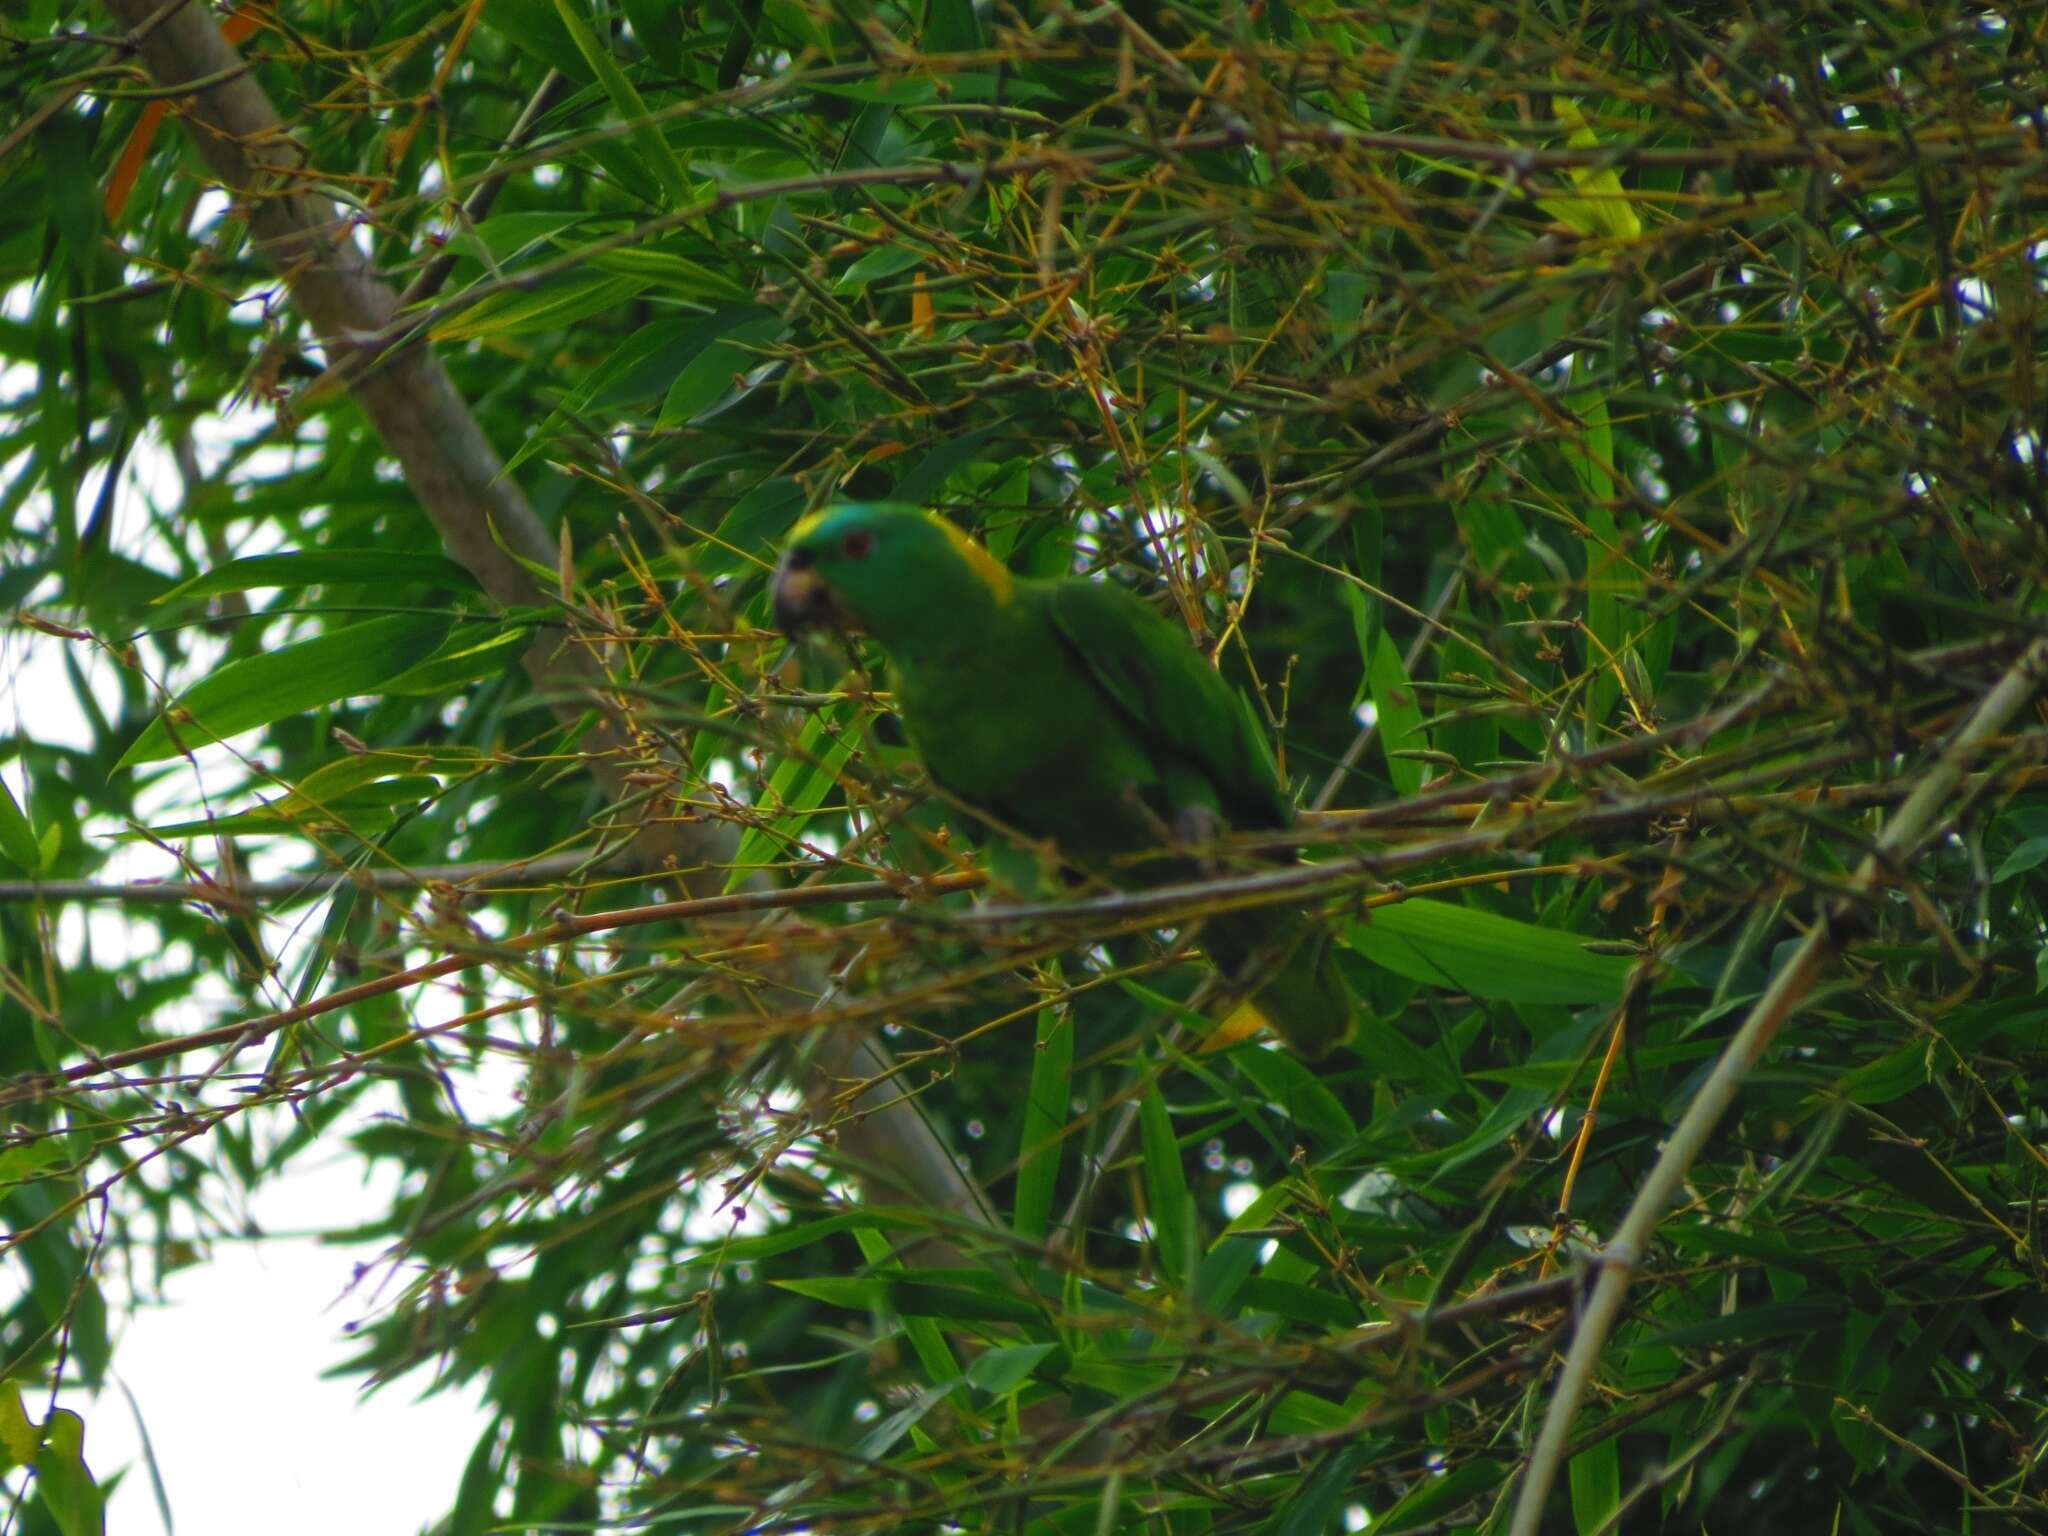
[771,503,1352,1057]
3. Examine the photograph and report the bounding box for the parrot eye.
[842,529,874,562]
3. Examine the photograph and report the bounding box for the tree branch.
[95,0,994,1232]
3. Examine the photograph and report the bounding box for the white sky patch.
[62,1144,489,1536]
[4,384,493,1532]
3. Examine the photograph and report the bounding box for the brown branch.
[0,854,615,907]
[10,870,981,1094]
[94,0,995,1232]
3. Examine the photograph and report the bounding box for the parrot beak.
[771,550,854,637]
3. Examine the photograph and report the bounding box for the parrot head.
[772,503,1012,646]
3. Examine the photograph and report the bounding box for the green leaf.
[0,774,42,872]
[587,245,751,302]
[834,244,924,293]
[1831,1042,1932,1106]
[711,1209,926,1262]
[550,0,691,206]
[1375,1458,1504,1534]
[966,1343,1057,1395]
[658,312,788,426]
[1540,97,1644,242]
[700,477,807,577]
[1234,1277,1360,1328]
[1013,1003,1073,1247]
[477,0,590,79]
[154,550,478,604]
[1993,836,2048,882]
[724,712,863,891]
[1369,627,1428,796]
[0,1141,73,1190]
[1345,897,1634,1004]
[117,613,451,768]
[0,1389,35,1476]
[774,1272,1041,1326]
[382,625,532,696]
[922,0,985,51]
[1230,1047,1355,1145]
[1139,1083,1196,1290]
[128,775,440,840]
[432,272,648,343]
[619,0,685,70]
[31,1408,102,1536]
[1647,1299,1841,1349]
[852,1228,963,1387]
[1569,1437,1620,1536]
[1274,1444,1374,1536]
[891,425,1002,507]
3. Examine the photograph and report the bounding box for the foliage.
[3,2,2047,1533]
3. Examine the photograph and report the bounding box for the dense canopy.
[2,3,2046,1533]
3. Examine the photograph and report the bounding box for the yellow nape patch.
[929,513,1014,603]
[1199,1000,1271,1054]
[789,509,832,544]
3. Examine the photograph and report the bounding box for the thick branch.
[96,0,992,1231]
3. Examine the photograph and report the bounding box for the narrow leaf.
[118,614,450,768]
[155,549,477,604]
[1346,897,1633,1005]
[724,712,862,891]
[1569,1437,1621,1536]
[965,1343,1057,1396]
[551,0,691,205]
[1013,1003,1073,1247]
[1369,627,1428,796]
[1139,1083,1196,1290]
[0,776,42,872]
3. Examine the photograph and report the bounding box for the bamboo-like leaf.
[658,313,788,425]
[1346,897,1633,1004]
[432,272,648,343]
[550,0,691,206]
[117,614,451,768]
[31,1410,101,1536]
[1230,1046,1355,1145]
[724,712,863,891]
[1012,1003,1073,1248]
[0,776,41,872]
[383,625,531,695]
[1541,97,1645,241]
[1569,1438,1621,1536]
[154,550,477,604]
[1139,1083,1196,1290]
[1369,627,1429,796]
[964,1343,1056,1395]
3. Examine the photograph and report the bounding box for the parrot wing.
[1045,577,1292,831]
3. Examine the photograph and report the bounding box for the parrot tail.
[1202,908,1354,1058]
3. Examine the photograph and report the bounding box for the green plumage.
[773,503,1352,1056]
